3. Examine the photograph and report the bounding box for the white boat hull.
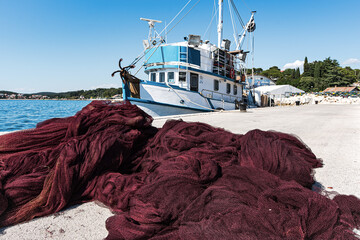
[128,99,210,117]
[121,80,245,116]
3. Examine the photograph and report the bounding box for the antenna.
[140,18,163,49]
[140,18,162,27]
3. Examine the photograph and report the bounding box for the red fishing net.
[0,101,359,239]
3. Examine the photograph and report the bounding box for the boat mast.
[217,0,223,48]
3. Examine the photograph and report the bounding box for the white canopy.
[253,85,304,106]
[254,85,304,96]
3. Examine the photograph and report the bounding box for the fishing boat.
[112,0,256,116]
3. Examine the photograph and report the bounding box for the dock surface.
[1,104,359,239]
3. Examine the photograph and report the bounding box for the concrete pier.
[153,104,360,197]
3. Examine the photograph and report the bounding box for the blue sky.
[1,0,359,93]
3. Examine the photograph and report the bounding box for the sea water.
[0,100,91,132]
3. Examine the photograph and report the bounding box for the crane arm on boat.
[236,11,256,50]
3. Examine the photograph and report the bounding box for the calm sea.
[0,100,91,132]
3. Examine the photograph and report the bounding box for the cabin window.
[179,72,186,82]
[226,83,231,94]
[168,72,175,83]
[233,85,238,95]
[159,72,165,82]
[214,80,219,91]
[151,72,156,82]
[190,73,199,91]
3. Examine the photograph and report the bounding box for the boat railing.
[200,89,240,103]
[145,61,200,69]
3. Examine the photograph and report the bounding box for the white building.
[245,75,275,89]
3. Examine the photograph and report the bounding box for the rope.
[240,0,251,12]
[251,31,255,87]
[133,42,163,76]
[182,95,215,110]
[158,0,193,38]
[165,0,201,37]
[175,88,215,110]
[227,0,238,47]
[229,0,245,28]
[203,1,218,40]
[252,31,255,68]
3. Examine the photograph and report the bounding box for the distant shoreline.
[0,99,109,101]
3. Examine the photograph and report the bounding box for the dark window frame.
[151,72,156,82]
[168,72,175,83]
[214,80,219,91]
[179,72,186,82]
[159,72,165,82]
[226,83,231,94]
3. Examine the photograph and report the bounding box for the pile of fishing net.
[0,101,359,239]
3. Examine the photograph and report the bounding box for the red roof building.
[323,86,358,92]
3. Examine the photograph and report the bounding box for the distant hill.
[31,92,58,96]
[0,88,123,99]
[0,90,17,95]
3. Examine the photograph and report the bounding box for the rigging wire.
[165,0,201,36]
[229,0,245,28]
[211,0,217,40]
[240,0,251,12]
[214,0,218,34]
[251,31,255,85]
[227,0,238,47]
[250,30,256,97]
[133,0,201,76]
[164,82,215,110]
[157,0,193,39]
[245,27,250,74]
[130,0,194,67]
[203,1,218,40]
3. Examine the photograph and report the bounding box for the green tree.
[299,76,315,92]
[246,68,263,75]
[295,68,300,79]
[313,62,322,91]
[321,57,341,88]
[291,69,296,79]
[303,56,311,77]
[261,66,282,80]
[276,68,294,85]
[255,57,358,92]
[314,62,321,79]
[339,67,357,85]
